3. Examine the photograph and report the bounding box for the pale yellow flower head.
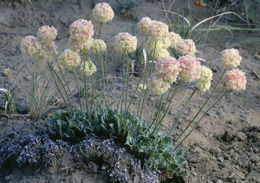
[168,32,182,48]
[21,36,42,58]
[153,48,170,60]
[70,19,94,39]
[196,66,213,92]
[137,83,147,92]
[92,39,107,52]
[114,32,137,54]
[37,25,57,44]
[92,3,114,23]
[80,61,97,76]
[176,39,197,55]
[58,49,81,69]
[68,36,93,52]
[145,37,171,51]
[147,20,169,40]
[137,17,152,34]
[221,48,242,69]
[225,69,246,91]
[148,76,171,95]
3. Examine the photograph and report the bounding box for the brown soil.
[0,0,259,183]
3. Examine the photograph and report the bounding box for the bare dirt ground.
[0,0,259,183]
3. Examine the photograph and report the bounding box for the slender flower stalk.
[174,89,228,150]
[174,70,226,149]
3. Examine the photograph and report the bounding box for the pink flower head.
[21,35,42,57]
[178,55,201,82]
[156,56,181,83]
[225,69,247,91]
[70,19,94,39]
[37,25,57,43]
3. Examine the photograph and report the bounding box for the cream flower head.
[80,61,97,76]
[58,49,81,69]
[147,20,169,40]
[114,32,137,54]
[176,39,197,56]
[179,55,201,82]
[168,32,182,48]
[156,56,181,83]
[21,35,42,58]
[137,17,152,34]
[148,76,171,95]
[137,84,147,92]
[225,69,246,91]
[196,66,213,92]
[221,48,242,69]
[92,3,114,23]
[70,19,94,39]
[37,25,57,44]
[92,39,107,52]
[68,36,93,52]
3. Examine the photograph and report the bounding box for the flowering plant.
[19,2,247,180]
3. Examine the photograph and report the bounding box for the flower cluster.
[221,48,242,69]
[224,69,246,91]
[114,32,137,54]
[137,84,147,92]
[80,61,97,76]
[92,39,107,52]
[196,66,213,92]
[21,25,58,61]
[179,55,201,82]
[156,56,181,83]
[176,39,197,56]
[148,77,171,95]
[37,26,57,44]
[58,49,81,69]
[92,3,114,23]
[147,20,169,40]
[69,19,94,52]
[137,17,152,34]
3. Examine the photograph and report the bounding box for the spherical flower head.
[80,61,97,76]
[137,83,147,92]
[148,76,171,95]
[68,36,93,52]
[39,42,58,61]
[196,66,213,92]
[147,20,169,40]
[156,56,181,83]
[37,25,57,44]
[153,48,170,60]
[179,55,201,82]
[169,32,182,48]
[92,39,107,52]
[225,69,246,91]
[176,39,197,55]
[114,32,137,54]
[21,35,42,57]
[145,37,171,51]
[58,49,81,69]
[137,17,152,34]
[92,3,114,23]
[221,48,242,69]
[70,19,94,39]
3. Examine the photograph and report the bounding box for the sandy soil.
[0,0,259,182]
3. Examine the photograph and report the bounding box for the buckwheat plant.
[20,2,247,180]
